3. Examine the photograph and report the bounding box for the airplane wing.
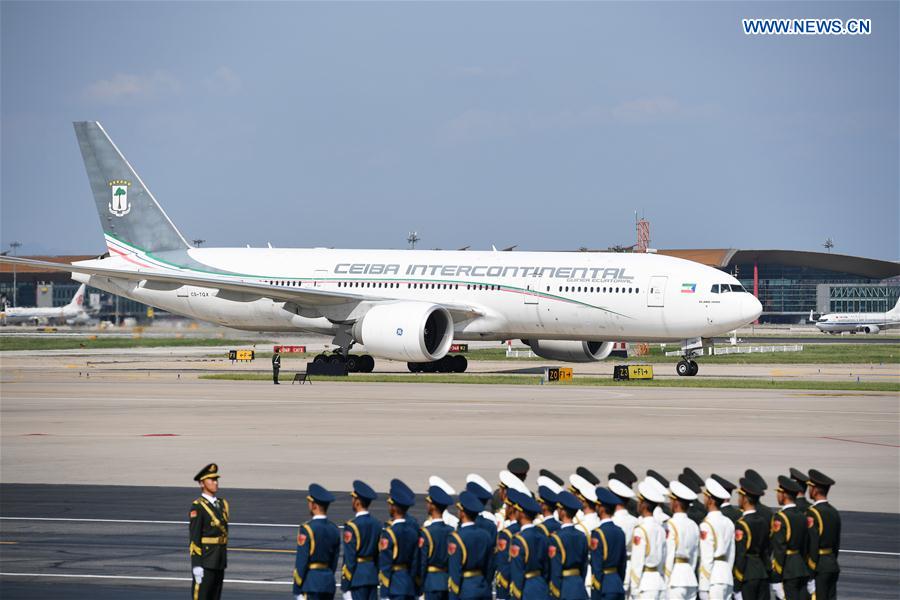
[0,256,484,320]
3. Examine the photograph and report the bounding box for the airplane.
[0,122,762,376]
[1,283,92,325]
[810,297,900,334]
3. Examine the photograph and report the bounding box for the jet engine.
[352,302,454,362]
[522,339,615,362]
[862,325,880,334]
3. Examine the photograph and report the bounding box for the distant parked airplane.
[811,297,900,334]
[1,283,92,325]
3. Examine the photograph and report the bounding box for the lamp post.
[9,241,21,307]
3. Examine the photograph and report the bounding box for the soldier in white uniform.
[609,477,639,598]
[644,474,671,526]
[665,481,701,599]
[628,480,667,600]
[698,478,735,600]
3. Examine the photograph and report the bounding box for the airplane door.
[647,276,667,307]
[523,283,539,305]
[314,269,328,287]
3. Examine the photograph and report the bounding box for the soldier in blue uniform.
[548,490,588,600]
[508,490,550,600]
[465,478,498,541]
[535,483,562,537]
[494,493,521,600]
[342,480,381,600]
[448,491,496,600]
[590,488,627,600]
[418,485,455,600]
[293,484,342,600]
[379,480,419,600]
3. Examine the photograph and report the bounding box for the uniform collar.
[460,522,474,528]
[356,511,369,517]
[392,518,406,524]
[202,493,218,504]
[520,523,535,531]
[312,515,327,520]
[598,518,613,526]
[672,512,689,520]
[743,509,756,516]
[812,500,828,506]
[780,503,796,510]
[561,523,574,528]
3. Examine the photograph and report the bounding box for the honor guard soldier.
[612,464,639,518]
[508,490,551,600]
[189,463,229,600]
[770,476,810,600]
[805,469,840,600]
[590,488,627,600]
[698,478,735,600]
[535,478,562,536]
[548,491,589,600]
[788,469,811,512]
[607,478,638,599]
[464,474,499,540]
[494,491,521,600]
[293,484,341,600]
[744,469,774,524]
[342,480,381,600]
[665,481,701,600]
[497,469,531,529]
[711,474,742,524]
[733,477,771,600]
[627,480,667,600]
[272,347,281,384]
[645,470,672,524]
[429,476,460,529]
[449,491,496,600]
[418,485,455,600]
[679,468,709,525]
[379,480,419,600]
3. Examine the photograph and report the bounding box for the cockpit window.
[711,284,719,293]
[730,284,747,293]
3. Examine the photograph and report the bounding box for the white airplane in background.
[1,283,92,325]
[811,297,900,334]
[0,122,762,376]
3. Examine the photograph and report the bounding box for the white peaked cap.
[569,474,598,503]
[536,475,563,494]
[608,478,636,500]
[500,470,532,496]
[669,480,698,502]
[704,478,730,501]
[653,505,670,523]
[442,509,460,528]
[637,479,667,504]
[466,473,492,494]
[429,475,456,495]
[644,476,668,498]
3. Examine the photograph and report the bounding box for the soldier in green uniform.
[272,348,281,384]
[189,463,229,600]
[733,478,770,600]
[805,470,840,600]
[769,476,809,600]
[788,469,811,513]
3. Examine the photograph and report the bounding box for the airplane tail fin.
[66,284,87,309]
[74,121,190,256]
[889,296,900,315]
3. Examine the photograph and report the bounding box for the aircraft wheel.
[312,354,328,364]
[360,354,375,373]
[421,361,438,373]
[676,360,691,377]
[345,355,360,373]
[688,360,699,376]
[408,362,421,373]
[453,355,468,373]
[328,354,345,365]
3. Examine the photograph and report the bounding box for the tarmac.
[1,352,899,597]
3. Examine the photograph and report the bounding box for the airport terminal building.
[2,249,898,325]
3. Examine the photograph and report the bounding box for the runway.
[1,484,897,599]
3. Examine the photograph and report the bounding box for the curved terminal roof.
[658,249,900,280]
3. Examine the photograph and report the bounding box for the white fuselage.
[815,310,900,334]
[74,246,761,343]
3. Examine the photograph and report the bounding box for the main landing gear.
[312,352,375,373]
[676,350,700,377]
[408,354,468,373]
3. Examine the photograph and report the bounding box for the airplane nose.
[745,295,762,322]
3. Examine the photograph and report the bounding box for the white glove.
[192,566,204,583]
[734,592,743,600]
[343,593,353,600]
[807,579,816,595]
[294,595,304,600]
[771,582,785,600]
[698,592,709,600]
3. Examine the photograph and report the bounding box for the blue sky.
[2,1,897,260]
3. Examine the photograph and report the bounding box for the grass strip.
[199,372,899,392]
[0,337,265,352]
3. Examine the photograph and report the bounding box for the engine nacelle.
[353,302,454,362]
[862,324,880,334]
[523,339,615,362]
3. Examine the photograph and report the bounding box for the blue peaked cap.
[427,485,453,508]
[458,490,484,514]
[307,483,335,505]
[352,480,377,503]
[389,478,415,507]
[466,481,493,503]
[596,487,622,507]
